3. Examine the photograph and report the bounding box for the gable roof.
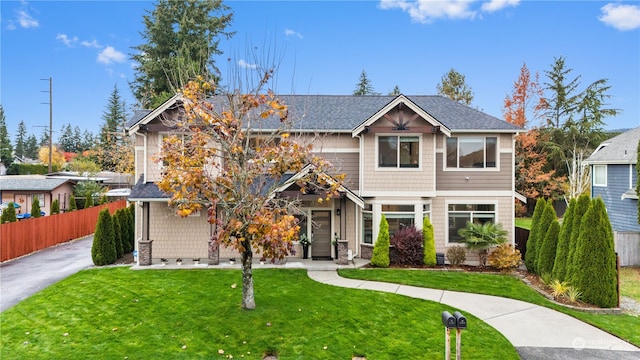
[0,175,72,191]
[125,94,522,135]
[586,127,640,165]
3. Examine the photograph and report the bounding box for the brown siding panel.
[436,153,512,191]
[320,152,359,190]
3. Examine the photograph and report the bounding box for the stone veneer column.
[208,240,220,265]
[337,240,349,265]
[138,239,153,266]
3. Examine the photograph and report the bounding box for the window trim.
[375,134,422,171]
[362,200,432,244]
[445,200,498,246]
[593,164,607,187]
[444,136,499,171]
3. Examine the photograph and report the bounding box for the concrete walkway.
[308,270,640,360]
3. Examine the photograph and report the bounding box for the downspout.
[354,133,363,258]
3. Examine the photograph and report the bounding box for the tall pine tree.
[525,197,546,272]
[130,0,234,108]
[552,197,576,281]
[0,105,13,168]
[436,68,474,105]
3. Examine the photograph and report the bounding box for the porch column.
[208,240,220,265]
[337,240,349,265]
[138,239,153,266]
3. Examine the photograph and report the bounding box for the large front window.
[382,204,415,236]
[378,136,419,168]
[446,137,497,168]
[447,203,496,243]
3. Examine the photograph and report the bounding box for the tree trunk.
[241,249,255,310]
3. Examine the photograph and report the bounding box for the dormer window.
[378,135,419,168]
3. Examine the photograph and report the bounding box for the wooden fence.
[515,227,529,260]
[1,200,127,262]
[615,231,640,267]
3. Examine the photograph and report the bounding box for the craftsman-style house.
[126,94,522,265]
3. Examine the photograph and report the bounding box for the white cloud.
[238,59,258,69]
[17,10,39,28]
[599,3,640,31]
[284,28,303,39]
[379,0,477,23]
[97,46,126,65]
[481,0,519,13]
[81,39,101,48]
[56,33,78,47]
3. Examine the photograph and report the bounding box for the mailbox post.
[453,312,467,360]
[442,311,467,360]
[441,311,456,360]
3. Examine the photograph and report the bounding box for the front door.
[311,210,332,260]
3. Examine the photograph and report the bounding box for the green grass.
[0,268,518,359]
[515,217,532,230]
[620,267,640,302]
[339,268,640,347]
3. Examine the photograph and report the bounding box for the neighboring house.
[585,127,639,232]
[126,94,522,265]
[0,175,74,215]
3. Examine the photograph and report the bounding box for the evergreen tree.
[82,130,96,152]
[389,85,401,96]
[1,202,17,223]
[572,198,617,308]
[534,202,557,273]
[51,199,60,214]
[0,105,13,168]
[25,135,39,159]
[353,70,377,95]
[552,198,576,281]
[119,208,133,253]
[127,204,136,251]
[15,120,27,159]
[525,197,546,272]
[69,194,77,211]
[85,191,94,208]
[112,210,124,259]
[422,216,436,266]
[638,139,640,224]
[130,0,234,108]
[371,215,390,267]
[31,197,42,218]
[39,128,50,148]
[537,218,560,276]
[565,194,590,283]
[92,208,117,265]
[58,123,77,153]
[436,68,474,105]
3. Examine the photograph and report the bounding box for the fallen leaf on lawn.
[182,345,187,350]
[231,284,237,289]
[112,328,118,331]
[25,332,30,335]
[323,345,328,350]
[266,322,271,327]
[63,333,69,337]
[218,349,225,354]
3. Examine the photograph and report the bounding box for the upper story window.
[378,135,419,168]
[446,136,497,169]
[593,165,607,187]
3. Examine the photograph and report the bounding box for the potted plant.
[176,258,182,265]
[259,256,266,265]
[299,233,311,259]
[193,257,200,265]
[229,258,236,265]
[332,233,340,259]
[160,258,168,265]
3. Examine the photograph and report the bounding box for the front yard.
[0,268,518,359]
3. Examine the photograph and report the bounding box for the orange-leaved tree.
[156,71,343,310]
[504,63,563,213]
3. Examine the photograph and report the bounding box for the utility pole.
[41,77,53,172]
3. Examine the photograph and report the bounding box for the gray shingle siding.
[593,164,639,231]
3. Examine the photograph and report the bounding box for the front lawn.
[0,268,518,359]
[339,268,640,347]
[515,217,532,230]
[620,267,640,302]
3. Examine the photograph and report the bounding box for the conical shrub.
[112,210,124,259]
[422,216,436,266]
[92,208,117,266]
[1,202,17,223]
[534,202,557,273]
[565,194,590,284]
[525,198,546,273]
[552,198,576,281]
[371,215,390,267]
[31,197,42,218]
[538,219,560,276]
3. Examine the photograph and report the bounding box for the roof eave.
[127,94,181,134]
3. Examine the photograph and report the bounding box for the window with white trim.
[446,137,497,168]
[382,204,415,236]
[378,135,419,168]
[593,165,607,187]
[362,204,373,244]
[447,204,496,243]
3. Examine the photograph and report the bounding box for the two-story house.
[126,94,522,265]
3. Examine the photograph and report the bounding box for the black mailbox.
[453,311,467,329]
[441,311,456,328]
